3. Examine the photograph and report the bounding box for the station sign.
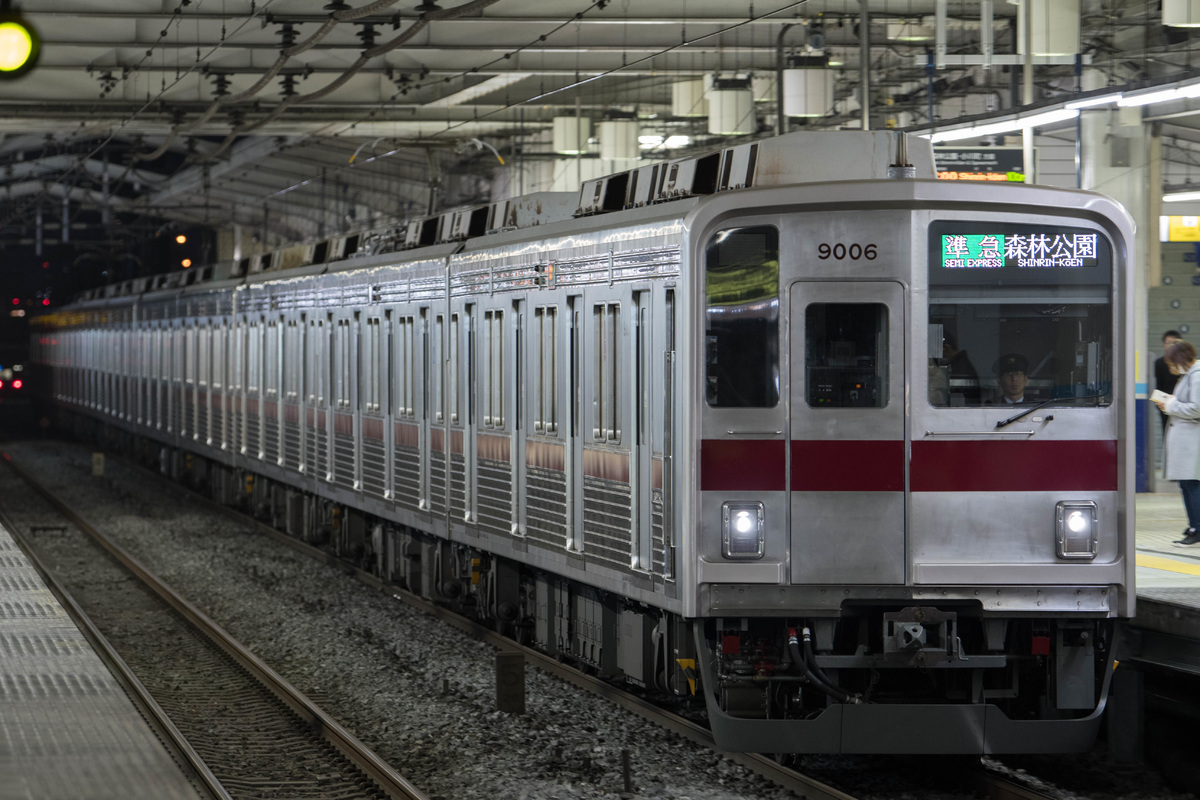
[934,147,1025,182]
[1161,215,1200,242]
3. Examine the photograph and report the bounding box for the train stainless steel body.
[33,131,1134,754]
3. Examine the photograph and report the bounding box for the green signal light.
[0,14,39,78]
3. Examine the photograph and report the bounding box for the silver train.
[33,130,1135,754]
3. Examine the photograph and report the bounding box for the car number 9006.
[818,243,878,260]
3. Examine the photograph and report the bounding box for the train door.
[477,301,514,537]
[134,328,144,426]
[448,304,476,526]
[184,322,196,439]
[230,317,245,455]
[511,300,526,537]
[263,317,281,465]
[153,324,164,430]
[282,318,303,471]
[565,295,583,553]
[330,313,360,492]
[170,323,184,436]
[304,313,329,481]
[428,311,448,519]
[631,289,654,574]
[390,309,424,511]
[212,321,226,450]
[526,301,567,548]
[360,313,389,500]
[788,281,906,584]
[198,321,211,445]
[579,288,634,571]
[246,317,263,460]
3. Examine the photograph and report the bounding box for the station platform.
[0,522,205,800]
[1134,490,1200,592]
[1132,490,1200,648]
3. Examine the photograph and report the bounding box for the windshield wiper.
[995,394,1106,429]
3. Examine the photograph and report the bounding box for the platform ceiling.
[2,0,1200,285]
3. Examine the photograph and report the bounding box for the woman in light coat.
[1156,339,1200,546]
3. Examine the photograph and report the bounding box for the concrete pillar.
[1079,68,1153,491]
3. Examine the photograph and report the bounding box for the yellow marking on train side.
[1136,553,1200,576]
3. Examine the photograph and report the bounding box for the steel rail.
[1,452,429,800]
[0,500,231,800]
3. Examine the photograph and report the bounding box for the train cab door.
[788,281,906,585]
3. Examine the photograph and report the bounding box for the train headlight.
[1055,501,1098,559]
[722,501,765,559]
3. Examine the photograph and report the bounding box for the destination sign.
[941,232,1099,269]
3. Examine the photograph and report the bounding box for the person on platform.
[1155,329,1183,432]
[993,353,1029,404]
[1154,339,1200,547]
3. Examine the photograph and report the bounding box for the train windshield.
[927,221,1113,408]
[705,226,780,408]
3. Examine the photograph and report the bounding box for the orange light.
[175,234,187,244]
[12,379,21,390]
[182,258,192,268]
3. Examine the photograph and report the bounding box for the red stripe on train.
[700,438,1118,493]
[911,440,1117,492]
[700,440,786,492]
[791,440,905,492]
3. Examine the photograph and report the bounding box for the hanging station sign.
[934,147,1026,182]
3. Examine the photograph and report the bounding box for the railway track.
[1,442,1082,800]
[0,452,427,800]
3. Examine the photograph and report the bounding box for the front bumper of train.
[693,622,1118,754]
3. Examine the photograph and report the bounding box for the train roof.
[59,131,939,306]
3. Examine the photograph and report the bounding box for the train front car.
[689,135,1134,754]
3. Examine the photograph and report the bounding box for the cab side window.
[704,226,780,408]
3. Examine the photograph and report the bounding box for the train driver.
[994,353,1029,404]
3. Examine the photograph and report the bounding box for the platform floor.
[0,522,204,800]
[1134,488,1200,600]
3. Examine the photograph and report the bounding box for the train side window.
[283,321,299,402]
[483,309,505,429]
[265,320,279,400]
[593,302,620,443]
[704,225,780,408]
[393,315,415,419]
[185,325,196,387]
[198,325,209,390]
[363,318,380,413]
[247,321,261,395]
[211,328,222,392]
[534,306,558,434]
[805,303,889,408]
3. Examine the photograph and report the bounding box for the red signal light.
[10,298,17,305]
[11,379,21,390]
[41,298,48,306]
